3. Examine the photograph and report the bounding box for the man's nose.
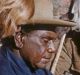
[47,40,56,53]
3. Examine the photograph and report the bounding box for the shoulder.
[0,59,10,75]
[0,47,10,75]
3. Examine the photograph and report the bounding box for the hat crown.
[33,0,53,19]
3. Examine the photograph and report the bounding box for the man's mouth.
[40,58,50,64]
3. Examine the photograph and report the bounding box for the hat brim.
[22,19,76,27]
[18,19,76,27]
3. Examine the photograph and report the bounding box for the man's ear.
[14,32,23,48]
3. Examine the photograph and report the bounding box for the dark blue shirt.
[0,46,52,75]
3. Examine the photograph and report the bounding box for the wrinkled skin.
[16,30,58,69]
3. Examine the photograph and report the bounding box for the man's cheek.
[31,50,42,63]
[39,47,46,54]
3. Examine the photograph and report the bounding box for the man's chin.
[35,62,47,69]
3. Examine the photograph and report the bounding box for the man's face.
[20,30,58,69]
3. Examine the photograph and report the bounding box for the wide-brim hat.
[20,0,76,27]
[22,18,76,27]
[1,0,76,39]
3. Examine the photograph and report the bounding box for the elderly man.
[0,0,75,75]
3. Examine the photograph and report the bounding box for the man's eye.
[43,38,49,43]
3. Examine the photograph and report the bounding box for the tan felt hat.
[20,0,76,27]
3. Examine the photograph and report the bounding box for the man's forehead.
[34,30,57,35]
[36,30,58,39]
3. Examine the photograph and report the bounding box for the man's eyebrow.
[41,33,57,40]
